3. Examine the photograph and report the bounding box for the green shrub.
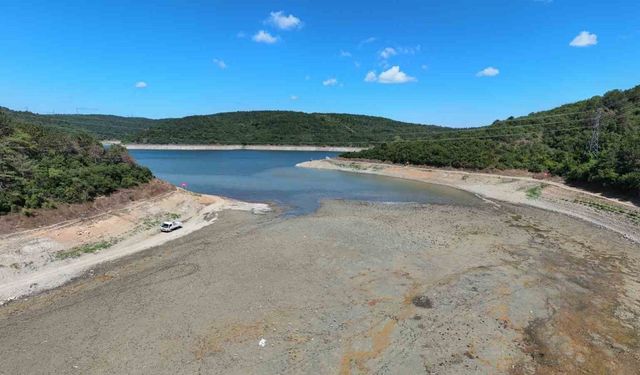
[0,112,153,215]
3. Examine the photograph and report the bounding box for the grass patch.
[54,240,114,260]
[573,199,640,224]
[142,217,162,230]
[526,185,545,200]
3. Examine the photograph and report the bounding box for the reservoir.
[130,150,480,215]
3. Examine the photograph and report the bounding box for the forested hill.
[344,85,640,195]
[0,112,153,215]
[0,108,447,146]
[127,112,451,145]
[0,108,156,141]
[2,84,638,195]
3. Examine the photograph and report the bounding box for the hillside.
[125,111,447,145]
[3,85,638,194]
[0,111,153,215]
[0,108,157,141]
[344,85,640,195]
[1,108,447,146]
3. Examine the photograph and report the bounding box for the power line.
[179,122,595,146]
[90,119,596,145]
[382,124,594,144]
[8,104,633,146]
[310,116,596,142]
[497,109,596,121]
[378,116,594,137]
[587,108,603,155]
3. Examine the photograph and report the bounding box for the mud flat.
[0,197,638,374]
[0,188,269,304]
[298,158,640,244]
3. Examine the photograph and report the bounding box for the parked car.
[160,221,182,232]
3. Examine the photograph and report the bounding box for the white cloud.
[397,45,421,55]
[359,37,377,47]
[570,31,598,47]
[380,47,397,59]
[252,30,278,44]
[379,45,420,60]
[366,66,416,84]
[476,67,500,77]
[134,81,147,88]
[290,95,299,100]
[340,50,352,57]
[213,59,227,69]
[322,78,338,86]
[378,66,416,84]
[364,71,377,82]
[267,11,302,30]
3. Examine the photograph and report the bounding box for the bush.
[344,85,640,196]
[0,113,153,215]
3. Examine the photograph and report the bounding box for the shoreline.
[0,189,270,305]
[298,158,640,243]
[103,141,366,152]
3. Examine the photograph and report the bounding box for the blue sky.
[1,0,639,126]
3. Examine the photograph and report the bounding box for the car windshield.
[161,223,170,228]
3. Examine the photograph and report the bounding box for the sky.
[1,0,639,127]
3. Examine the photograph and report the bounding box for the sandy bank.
[0,189,269,304]
[298,158,640,243]
[103,141,365,152]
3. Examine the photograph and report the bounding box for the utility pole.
[587,108,603,155]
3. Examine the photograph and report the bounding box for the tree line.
[343,86,640,195]
[0,112,153,215]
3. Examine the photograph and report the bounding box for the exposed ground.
[299,159,640,244]
[0,199,638,374]
[0,186,269,304]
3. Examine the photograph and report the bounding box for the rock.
[412,295,433,309]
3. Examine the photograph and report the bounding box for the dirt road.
[0,188,269,304]
[1,200,638,374]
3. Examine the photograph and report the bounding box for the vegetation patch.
[574,199,640,224]
[2,109,446,146]
[0,111,153,215]
[526,185,545,200]
[141,217,162,230]
[343,85,640,196]
[54,240,114,260]
[167,212,181,220]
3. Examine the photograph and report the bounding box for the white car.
[160,221,182,232]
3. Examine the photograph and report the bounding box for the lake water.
[130,150,479,215]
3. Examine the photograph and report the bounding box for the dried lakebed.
[0,199,638,374]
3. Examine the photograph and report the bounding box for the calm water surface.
[130,150,479,215]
